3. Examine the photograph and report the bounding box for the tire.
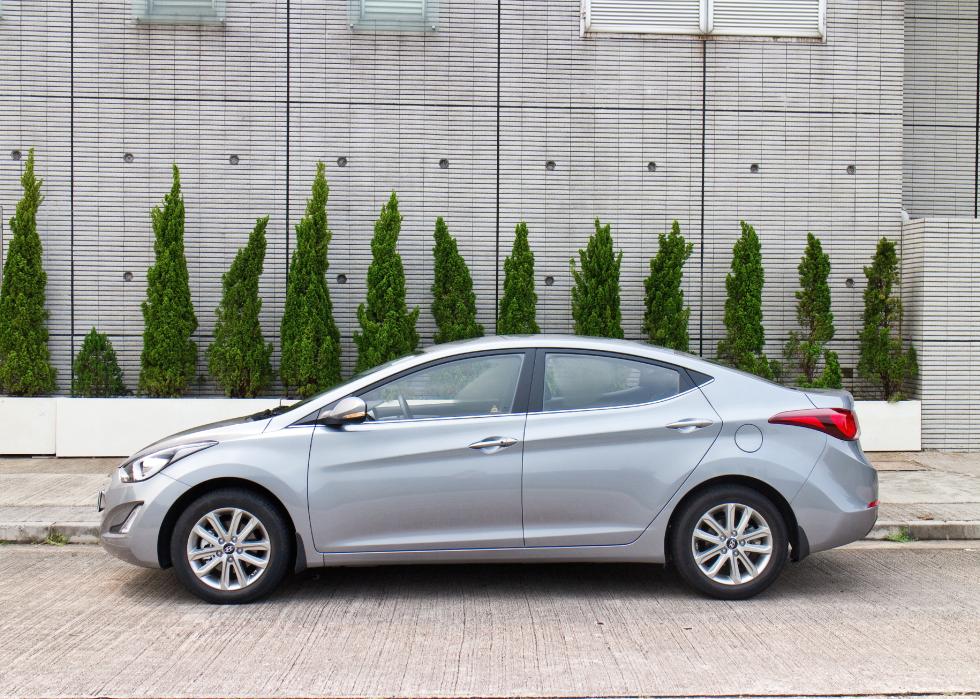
[170,487,291,604]
[669,485,788,600]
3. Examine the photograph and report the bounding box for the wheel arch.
[157,477,299,569]
[664,475,806,562]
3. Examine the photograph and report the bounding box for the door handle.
[666,418,714,433]
[468,436,519,450]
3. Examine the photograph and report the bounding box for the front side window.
[543,353,685,412]
[582,0,824,39]
[359,353,525,422]
[134,0,225,24]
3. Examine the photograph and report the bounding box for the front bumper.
[99,468,190,568]
[792,437,879,555]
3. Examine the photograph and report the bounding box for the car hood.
[127,414,272,462]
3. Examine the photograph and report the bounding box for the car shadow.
[116,555,861,606]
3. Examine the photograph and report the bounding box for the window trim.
[335,349,535,424]
[134,0,226,25]
[528,348,702,415]
[580,0,826,41]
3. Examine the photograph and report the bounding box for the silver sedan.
[99,335,877,603]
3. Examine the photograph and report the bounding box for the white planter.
[54,398,288,457]
[855,400,922,452]
[0,397,57,455]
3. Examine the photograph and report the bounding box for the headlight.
[119,441,217,483]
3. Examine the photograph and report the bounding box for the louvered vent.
[134,0,225,23]
[711,0,823,37]
[350,0,439,31]
[585,0,702,35]
[582,0,824,38]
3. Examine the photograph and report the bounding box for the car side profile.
[99,335,878,603]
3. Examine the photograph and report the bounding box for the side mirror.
[318,396,368,426]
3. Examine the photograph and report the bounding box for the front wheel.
[670,485,788,600]
[170,488,291,604]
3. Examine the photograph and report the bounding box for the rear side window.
[542,353,686,412]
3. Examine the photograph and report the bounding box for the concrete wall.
[1,0,904,396]
[903,216,980,450]
[903,0,979,217]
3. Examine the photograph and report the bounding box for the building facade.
[0,0,977,448]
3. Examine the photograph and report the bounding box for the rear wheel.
[170,488,291,604]
[670,485,788,600]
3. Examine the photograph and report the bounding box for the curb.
[867,520,980,541]
[0,522,100,545]
[3,520,980,546]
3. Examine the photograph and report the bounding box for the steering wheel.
[397,393,414,420]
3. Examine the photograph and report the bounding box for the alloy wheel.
[186,507,271,591]
[691,502,773,586]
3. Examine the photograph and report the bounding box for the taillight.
[768,408,859,441]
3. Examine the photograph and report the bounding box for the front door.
[307,351,531,553]
[521,350,722,547]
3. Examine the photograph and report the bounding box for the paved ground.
[2,451,980,543]
[0,542,978,698]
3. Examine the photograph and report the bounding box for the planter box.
[55,398,288,457]
[0,397,57,455]
[854,400,922,452]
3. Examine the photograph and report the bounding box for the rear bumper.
[792,438,878,555]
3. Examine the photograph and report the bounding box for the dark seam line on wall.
[907,15,978,21]
[699,40,706,358]
[494,0,501,328]
[29,93,903,119]
[285,0,291,279]
[70,0,75,391]
[904,121,979,129]
[973,7,980,218]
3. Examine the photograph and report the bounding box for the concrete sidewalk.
[1,451,979,545]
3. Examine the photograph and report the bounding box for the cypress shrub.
[784,232,841,388]
[73,328,126,397]
[431,216,483,344]
[280,162,342,398]
[570,218,624,338]
[0,148,57,395]
[643,220,693,351]
[354,192,420,372]
[857,237,918,400]
[208,215,273,398]
[138,164,198,397]
[717,221,777,379]
[497,221,539,334]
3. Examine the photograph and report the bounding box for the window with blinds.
[133,0,225,24]
[582,0,824,39]
[349,0,439,32]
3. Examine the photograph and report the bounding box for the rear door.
[521,350,721,547]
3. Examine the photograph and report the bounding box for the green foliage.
[280,162,342,398]
[643,220,692,351]
[138,164,198,397]
[818,349,843,389]
[431,217,483,344]
[717,221,777,379]
[857,237,918,401]
[72,328,126,397]
[784,233,841,389]
[208,216,273,397]
[570,219,624,339]
[885,526,913,543]
[497,221,539,334]
[0,149,57,396]
[355,192,420,372]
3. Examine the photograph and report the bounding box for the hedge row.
[0,153,917,401]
